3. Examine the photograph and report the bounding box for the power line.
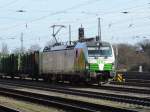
[0,0,19,8]
[0,0,100,31]
[41,2,150,27]
[0,0,150,43]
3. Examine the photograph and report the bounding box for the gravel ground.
[0,96,65,112]
[69,86,150,98]
[0,83,150,112]
[8,85,150,112]
[107,83,150,89]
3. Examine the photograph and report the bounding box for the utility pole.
[51,25,65,44]
[20,32,23,53]
[69,25,71,45]
[98,17,101,42]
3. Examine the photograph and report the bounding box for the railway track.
[0,105,20,112]
[0,86,137,112]
[110,81,150,87]
[105,86,150,94]
[0,78,150,94]
[125,79,150,83]
[0,79,150,107]
[113,72,150,87]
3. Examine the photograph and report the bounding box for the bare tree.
[117,43,150,72]
[1,43,9,55]
[138,39,150,56]
[43,38,58,52]
[28,44,41,53]
[12,47,21,54]
[46,38,57,47]
[12,47,26,54]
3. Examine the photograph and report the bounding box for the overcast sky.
[0,0,150,52]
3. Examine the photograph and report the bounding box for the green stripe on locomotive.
[89,63,113,72]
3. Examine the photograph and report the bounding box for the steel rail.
[0,80,149,107]
[0,78,150,94]
[110,81,150,87]
[0,86,138,112]
[0,105,20,112]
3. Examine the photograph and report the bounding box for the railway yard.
[0,1,150,112]
[0,34,149,112]
[0,72,149,112]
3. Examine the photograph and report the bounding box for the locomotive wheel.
[97,80,102,86]
[97,75,103,86]
[97,75,109,86]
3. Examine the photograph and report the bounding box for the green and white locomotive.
[85,40,116,84]
[40,39,116,85]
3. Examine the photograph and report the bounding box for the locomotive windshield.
[88,46,112,57]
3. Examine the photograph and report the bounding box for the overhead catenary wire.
[0,0,19,9]
[0,0,150,49]
[0,0,100,31]
[0,0,149,32]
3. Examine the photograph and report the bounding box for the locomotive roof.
[86,41,111,47]
[43,40,111,52]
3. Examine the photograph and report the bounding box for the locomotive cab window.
[88,46,112,57]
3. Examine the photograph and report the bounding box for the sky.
[0,0,150,52]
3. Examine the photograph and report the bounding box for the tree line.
[116,39,150,72]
